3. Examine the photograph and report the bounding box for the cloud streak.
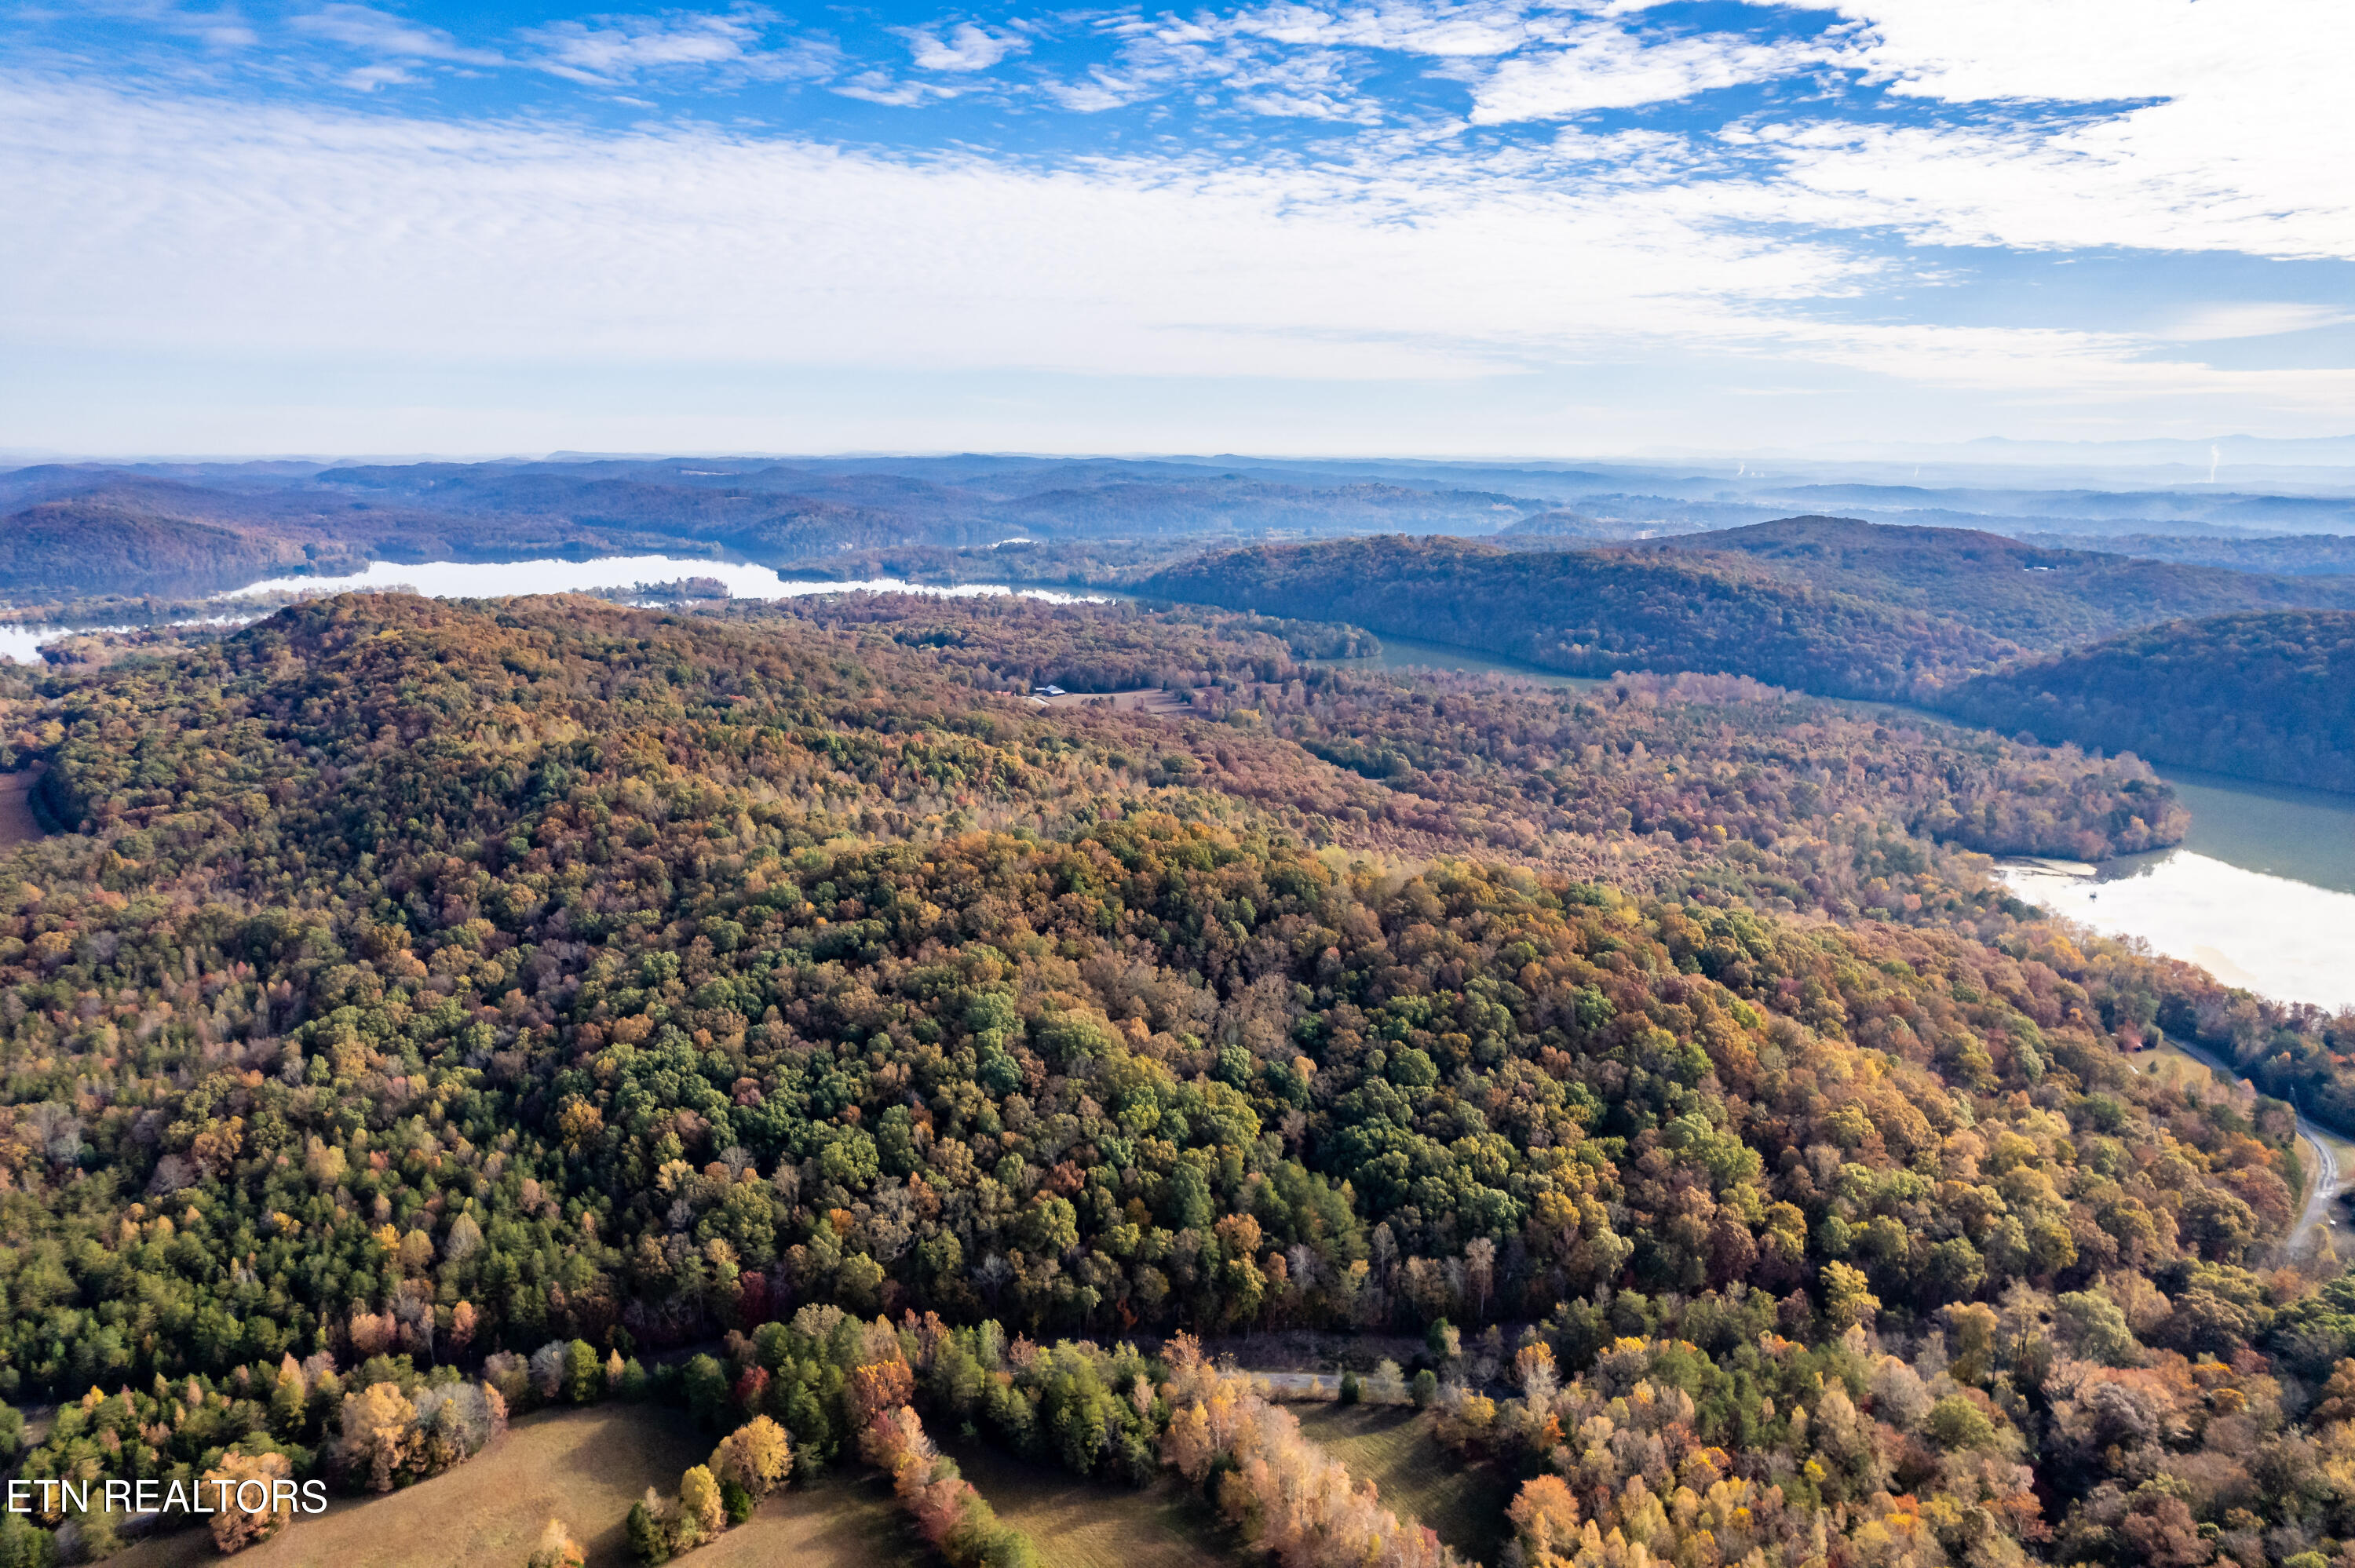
[2,0,2351,450]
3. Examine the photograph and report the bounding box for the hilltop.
[1138,532,2014,699]
[1939,608,2355,793]
[0,500,312,597]
[1630,515,2355,648]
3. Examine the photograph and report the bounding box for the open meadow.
[942,1438,1240,1568]
[1291,1404,1513,1565]
[0,765,42,849]
[104,1406,917,1568]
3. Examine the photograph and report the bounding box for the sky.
[3,0,2353,458]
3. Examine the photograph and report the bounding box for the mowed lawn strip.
[943,1437,1241,1568]
[1292,1403,1513,1565]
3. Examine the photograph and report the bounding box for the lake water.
[232,556,1108,604]
[0,615,250,665]
[0,556,1108,665]
[1994,766,2355,1013]
[1303,633,2355,1015]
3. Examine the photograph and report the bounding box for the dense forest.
[4,589,2355,1565]
[1138,523,2355,702]
[1630,517,2355,649]
[1140,534,2014,700]
[1940,611,2355,793]
[0,505,327,600]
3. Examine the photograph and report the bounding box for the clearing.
[1293,1403,1514,1566]
[0,765,45,849]
[1031,689,1191,717]
[943,1437,1240,1568]
[107,1405,916,1568]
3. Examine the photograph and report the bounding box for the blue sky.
[3,0,2352,456]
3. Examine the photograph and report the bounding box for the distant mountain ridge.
[2021,532,2355,577]
[1627,515,2355,647]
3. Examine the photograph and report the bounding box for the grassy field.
[1293,1403,1513,1566]
[685,1470,917,1568]
[106,1405,920,1568]
[943,1437,1241,1568]
[0,766,43,850]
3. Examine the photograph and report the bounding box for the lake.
[1302,633,2355,1015]
[1995,768,2355,1014]
[0,615,250,665]
[231,556,1109,603]
[0,557,1108,665]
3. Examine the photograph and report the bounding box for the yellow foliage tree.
[205,1449,294,1555]
[524,1516,586,1568]
[711,1415,794,1500]
[338,1380,419,1493]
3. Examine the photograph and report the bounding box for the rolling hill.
[0,501,311,597]
[1937,609,2355,793]
[1138,533,2014,699]
[1631,515,2355,647]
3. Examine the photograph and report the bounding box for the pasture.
[1292,1403,1513,1565]
[107,1405,917,1568]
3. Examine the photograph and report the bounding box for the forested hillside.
[0,503,313,598]
[1940,610,2355,793]
[5,591,2355,1568]
[1635,516,2355,648]
[1140,536,2011,700]
[2026,533,2355,577]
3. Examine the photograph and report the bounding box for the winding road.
[2141,1034,2354,1256]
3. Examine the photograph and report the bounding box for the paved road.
[2298,1118,2346,1249]
[2144,1034,2352,1255]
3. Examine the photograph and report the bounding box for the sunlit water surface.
[231,556,1108,603]
[1994,765,2355,1012]
[1996,851,2355,1013]
[0,557,1106,665]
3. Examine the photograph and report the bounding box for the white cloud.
[1743,0,2355,261]
[5,2,2354,453]
[340,62,416,91]
[2160,303,2353,342]
[86,0,257,49]
[900,22,1027,72]
[1462,22,1824,121]
[12,66,2339,433]
[522,9,827,84]
[1038,74,1143,111]
[292,5,502,65]
[831,71,966,105]
[0,75,1860,379]
[1229,1,1541,58]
